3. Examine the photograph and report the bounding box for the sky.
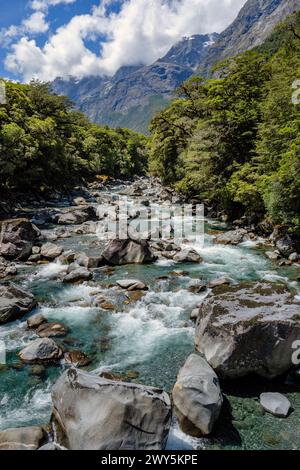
[0,0,247,82]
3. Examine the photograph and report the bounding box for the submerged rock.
[51,368,171,450]
[172,354,223,437]
[0,218,40,261]
[260,393,291,418]
[19,338,63,363]
[0,283,37,325]
[102,238,156,265]
[0,426,45,450]
[195,282,300,379]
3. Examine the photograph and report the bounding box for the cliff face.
[198,0,300,75]
[52,0,300,133]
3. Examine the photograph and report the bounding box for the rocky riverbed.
[0,177,300,450]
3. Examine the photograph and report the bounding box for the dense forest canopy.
[0,81,148,193]
[149,12,300,234]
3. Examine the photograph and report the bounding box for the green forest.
[0,81,148,192]
[149,12,300,234]
[0,12,300,235]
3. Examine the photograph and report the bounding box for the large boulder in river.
[51,368,171,450]
[174,249,202,263]
[40,243,63,260]
[213,229,248,246]
[0,426,45,450]
[0,219,40,260]
[195,282,300,379]
[57,206,96,225]
[172,354,223,437]
[0,283,37,324]
[19,338,63,363]
[102,238,156,265]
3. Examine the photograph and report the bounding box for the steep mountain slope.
[198,0,300,75]
[52,0,300,133]
[52,33,218,133]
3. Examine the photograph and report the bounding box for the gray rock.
[289,252,299,262]
[0,284,37,325]
[19,338,63,363]
[276,236,295,258]
[195,282,300,379]
[74,252,104,268]
[51,368,171,450]
[36,322,69,338]
[0,219,40,261]
[172,354,223,436]
[116,279,148,291]
[260,393,291,418]
[58,206,96,225]
[174,249,202,263]
[208,277,231,288]
[73,197,87,206]
[213,229,248,246]
[38,442,62,450]
[27,313,46,329]
[265,251,281,261]
[0,426,45,450]
[102,238,156,265]
[190,309,200,321]
[63,268,92,283]
[40,243,63,260]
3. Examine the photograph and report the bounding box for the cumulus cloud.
[23,12,49,33]
[5,0,247,81]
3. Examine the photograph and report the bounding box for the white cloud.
[5,0,247,81]
[30,0,77,11]
[23,12,49,33]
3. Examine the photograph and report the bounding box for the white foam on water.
[57,283,97,303]
[0,322,34,352]
[28,261,68,281]
[39,305,99,326]
[101,289,201,369]
[0,382,52,430]
[155,259,176,267]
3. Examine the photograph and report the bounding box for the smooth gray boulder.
[116,279,148,291]
[36,322,69,338]
[0,283,37,324]
[51,368,171,450]
[260,393,291,417]
[213,229,248,246]
[19,338,63,363]
[27,313,46,329]
[195,282,300,379]
[102,238,156,265]
[63,267,92,283]
[0,218,40,261]
[40,243,63,260]
[172,354,223,437]
[0,426,45,450]
[174,249,202,263]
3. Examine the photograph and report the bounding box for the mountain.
[198,0,300,75]
[52,0,300,134]
[52,33,218,134]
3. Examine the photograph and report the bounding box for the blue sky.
[0,0,246,82]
